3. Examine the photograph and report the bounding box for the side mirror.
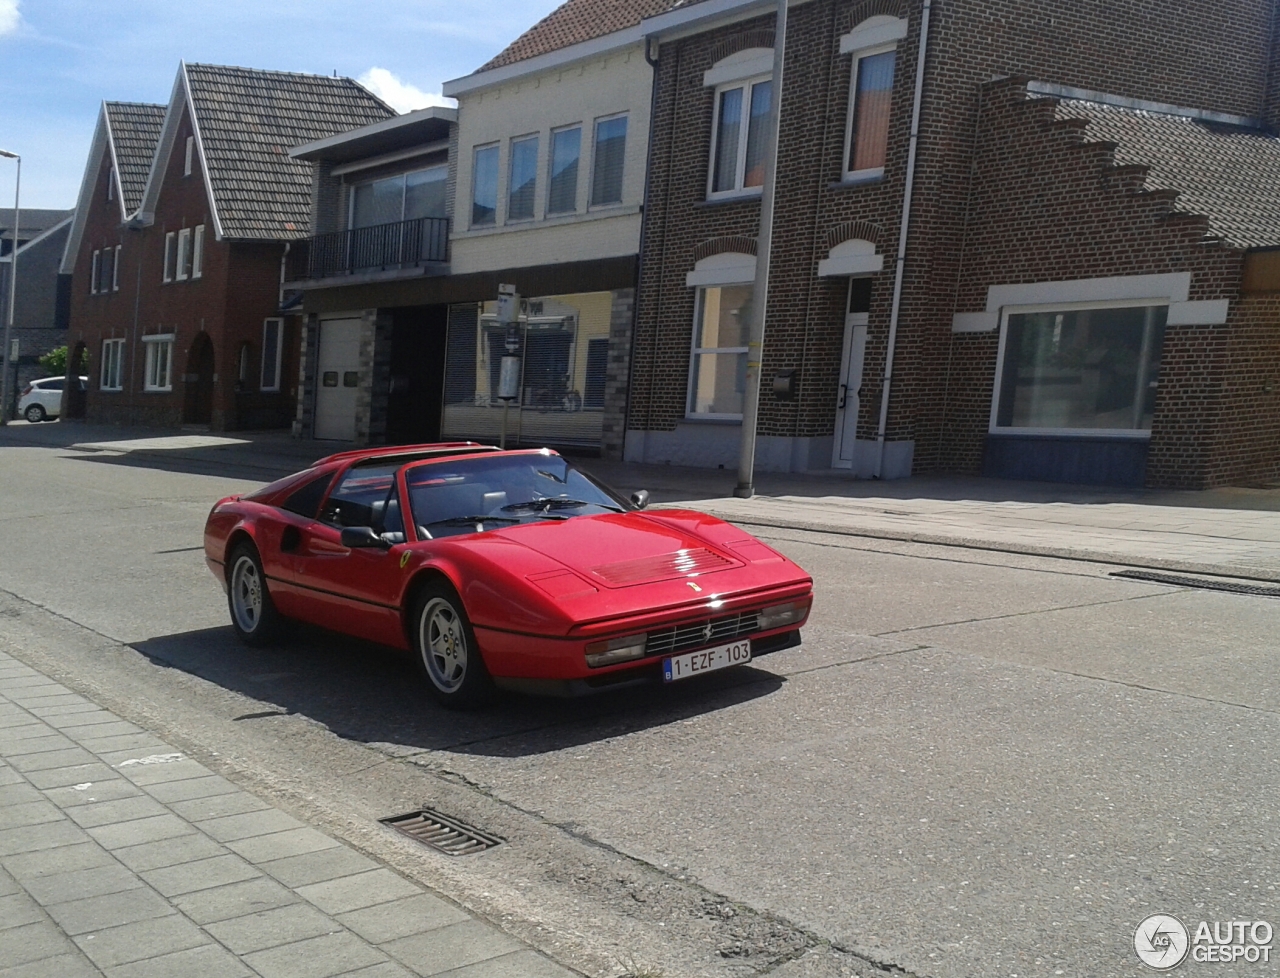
[341,526,389,549]
[630,490,650,511]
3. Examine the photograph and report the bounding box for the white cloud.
[357,67,456,114]
[0,0,20,37]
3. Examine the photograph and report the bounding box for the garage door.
[315,318,361,442]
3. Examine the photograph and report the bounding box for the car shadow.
[131,623,785,759]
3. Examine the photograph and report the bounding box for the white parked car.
[18,376,86,423]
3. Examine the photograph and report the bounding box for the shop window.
[688,284,752,419]
[992,304,1168,434]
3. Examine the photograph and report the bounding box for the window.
[547,126,581,214]
[845,48,896,178]
[472,144,499,226]
[351,166,447,229]
[238,342,250,386]
[992,304,1168,434]
[184,135,194,177]
[709,79,771,197]
[261,318,284,392]
[282,471,336,519]
[143,335,174,392]
[99,247,114,294]
[319,463,399,529]
[508,134,539,222]
[90,250,101,294]
[163,232,175,282]
[113,246,121,291]
[688,284,752,419]
[590,114,627,207]
[192,226,204,279]
[176,228,192,281]
[100,338,125,391]
[107,169,114,202]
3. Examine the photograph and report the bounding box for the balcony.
[288,217,449,282]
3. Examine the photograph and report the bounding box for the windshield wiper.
[502,498,623,514]
[424,515,520,528]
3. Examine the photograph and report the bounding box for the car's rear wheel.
[411,582,495,708]
[25,404,45,423]
[227,542,283,646]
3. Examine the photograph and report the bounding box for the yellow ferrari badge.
[400,552,412,570]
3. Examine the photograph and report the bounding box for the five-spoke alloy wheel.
[411,582,494,707]
[227,542,282,646]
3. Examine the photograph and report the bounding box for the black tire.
[410,581,496,708]
[226,542,284,646]
[25,404,46,423]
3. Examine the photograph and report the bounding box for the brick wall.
[601,287,635,459]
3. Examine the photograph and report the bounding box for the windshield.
[405,452,626,539]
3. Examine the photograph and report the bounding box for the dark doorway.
[183,333,215,425]
[387,305,448,444]
[66,342,88,419]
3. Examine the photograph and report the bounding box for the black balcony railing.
[289,216,449,281]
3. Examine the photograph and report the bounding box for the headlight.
[757,601,807,630]
[585,634,647,668]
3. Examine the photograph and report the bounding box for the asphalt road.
[0,441,1276,978]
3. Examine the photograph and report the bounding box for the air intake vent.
[591,548,734,586]
[381,810,503,856]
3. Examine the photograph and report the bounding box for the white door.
[315,318,362,441]
[832,296,869,468]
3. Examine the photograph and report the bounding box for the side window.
[281,472,336,520]
[318,464,400,529]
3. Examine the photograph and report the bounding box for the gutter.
[875,0,932,479]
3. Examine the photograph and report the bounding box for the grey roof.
[1054,98,1280,250]
[0,209,73,239]
[184,64,394,238]
[105,102,166,213]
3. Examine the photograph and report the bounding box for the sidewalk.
[0,651,575,978]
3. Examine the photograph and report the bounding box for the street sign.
[497,283,520,325]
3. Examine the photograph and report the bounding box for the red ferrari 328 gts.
[204,443,813,706]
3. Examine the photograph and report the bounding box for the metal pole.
[734,0,787,498]
[0,152,19,425]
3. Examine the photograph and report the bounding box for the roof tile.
[105,102,166,213]
[479,0,681,72]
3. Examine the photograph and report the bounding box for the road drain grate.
[1112,569,1280,598]
[380,810,503,855]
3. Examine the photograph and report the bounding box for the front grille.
[646,610,760,658]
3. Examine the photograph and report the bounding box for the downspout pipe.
[874,0,931,478]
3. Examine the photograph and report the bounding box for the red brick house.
[60,64,392,430]
[626,0,1280,489]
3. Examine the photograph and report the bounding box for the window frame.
[261,318,284,392]
[107,169,114,202]
[470,143,501,227]
[707,76,772,200]
[191,226,204,279]
[184,135,194,177]
[176,228,192,281]
[842,42,898,183]
[989,298,1169,439]
[506,133,540,223]
[589,112,629,209]
[100,338,125,391]
[163,232,175,283]
[90,250,101,294]
[546,124,583,215]
[113,245,121,292]
[686,283,753,421]
[142,334,175,393]
[348,165,448,230]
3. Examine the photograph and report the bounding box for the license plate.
[663,639,752,683]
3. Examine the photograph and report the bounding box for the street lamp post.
[0,149,19,426]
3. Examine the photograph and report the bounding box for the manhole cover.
[381,810,503,855]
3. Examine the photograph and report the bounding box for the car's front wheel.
[411,582,495,708]
[227,542,283,646]
[24,404,46,423]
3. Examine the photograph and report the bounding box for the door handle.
[838,384,848,409]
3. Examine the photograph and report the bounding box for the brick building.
[61,65,391,430]
[625,0,1280,489]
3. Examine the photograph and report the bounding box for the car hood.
[495,512,745,588]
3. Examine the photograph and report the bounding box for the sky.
[0,0,562,209]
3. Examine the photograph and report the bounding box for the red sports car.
[204,443,813,706]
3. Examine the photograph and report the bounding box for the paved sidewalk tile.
[0,660,565,978]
